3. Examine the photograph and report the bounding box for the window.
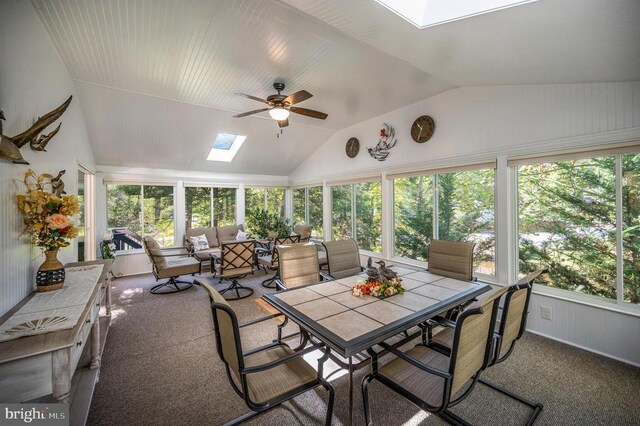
[623,153,640,305]
[207,132,246,162]
[438,169,495,276]
[245,187,286,217]
[293,186,324,238]
[518,157,617,300]
[394,175,434,261]
[185,186,237,229]
[331,181,382,252]
[392,167,495,275]
[106,184,175,250]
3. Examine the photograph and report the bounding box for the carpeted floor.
[87,272,640,426]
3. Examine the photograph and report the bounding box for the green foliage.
[518,155,640,304]
[246,207,292,239]
[394,176,433,261]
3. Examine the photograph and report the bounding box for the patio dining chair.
[257,235,300,288]
[362,286,507,426]
[275,243,331,290]
[322,238,363,279]
[428,269,546,424]
[196,280,335,426]
[427,239,475,281]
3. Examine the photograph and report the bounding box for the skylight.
[374,0,537,29]
[207,132,246,162]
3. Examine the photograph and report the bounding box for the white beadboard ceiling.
[29,0,640,174]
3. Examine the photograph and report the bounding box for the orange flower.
[45,214,70,230]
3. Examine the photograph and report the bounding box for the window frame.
[512,148,640,314]
[292,185,324,238]
[105,182,178,251]
[184,185,237,229]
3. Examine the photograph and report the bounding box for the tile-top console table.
[0,259,112,425]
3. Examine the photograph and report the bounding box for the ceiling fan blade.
[289,107,328,120]
[277,118,289,128]
[283,90,312,105]
[233,108,271,118]
[235,93,270,105]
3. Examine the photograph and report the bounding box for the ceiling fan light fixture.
[269,106,289,121]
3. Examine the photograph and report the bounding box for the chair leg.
[150,277,193,294]
[321,379,335,426]
[478,378,543,426]
[362,374,374,426]
[219,279,253,301]
[261,271,278,288]
[222,409,261,426]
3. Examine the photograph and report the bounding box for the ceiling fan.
[233,82,328,130]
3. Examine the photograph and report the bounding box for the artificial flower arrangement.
[16,169,80,252]
[351,277,404,299]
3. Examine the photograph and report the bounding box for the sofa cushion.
[189,234,210,251]
[217,224,244,245]
[186,227,218,248]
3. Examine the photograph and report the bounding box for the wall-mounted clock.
[411,115,435,143]
[346,137,360,158]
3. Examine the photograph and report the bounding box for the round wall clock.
[411,115,435,143]
[346,137,360,158]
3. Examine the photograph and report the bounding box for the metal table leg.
[348,356,354,426]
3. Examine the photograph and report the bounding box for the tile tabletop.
[385,292,440,312]
[410,283,460,300]
[274,287,323,306]
[355,301,414,325]
[329,291,377,309]
[317,310,383,341]
[403,270,445,283]
[293,297,349,321]
[308,280,352,296]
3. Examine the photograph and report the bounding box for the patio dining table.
[262,267,491,425]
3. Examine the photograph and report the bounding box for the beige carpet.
[87,272,640,425]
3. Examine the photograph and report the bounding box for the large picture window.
[245,187,285,217]
[518,153,640,305]
[106,184,175,250]
[331,181,382,252]
[185,186,236,230]
[293,186,324,238]
[392,168,495,276]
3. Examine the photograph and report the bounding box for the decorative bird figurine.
[367,123,397,161]
[50,170,66,197]
[365,257,380,280]
[376,260,398,281]
[0,96,72,164]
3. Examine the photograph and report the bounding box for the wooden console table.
[0,259,112,425]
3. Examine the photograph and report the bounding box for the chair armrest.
[255,247,272,256]
[239,312,285,328]
[378,342,451,379]
[242,342,325,374]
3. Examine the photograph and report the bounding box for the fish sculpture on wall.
[0,96,72,165]
[367,123,397,161]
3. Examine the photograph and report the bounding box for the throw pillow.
[235,230,248,241]
[189,234,209,251]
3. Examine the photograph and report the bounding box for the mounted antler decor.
[0,96,72,164]
[367,123,397,161]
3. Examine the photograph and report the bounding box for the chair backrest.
[499,269,545,352]
[198,280,244,381]
[271,235,301,266]
[322,239,361,279]
[449,286,506,396]
[427,239,475,281]
[278,243,320,288]
[216,224,244,245]
[219,240,256,278]
[293,224,313,242]
[142,236,166,268]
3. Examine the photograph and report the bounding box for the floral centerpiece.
[351,277,404,298]
[16,169,80,291]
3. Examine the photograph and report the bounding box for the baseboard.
[526,329,640,368]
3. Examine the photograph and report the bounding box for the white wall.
[0,0,95,316]
[290,82,640,366]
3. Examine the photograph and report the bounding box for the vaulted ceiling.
[30,0,640,175]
